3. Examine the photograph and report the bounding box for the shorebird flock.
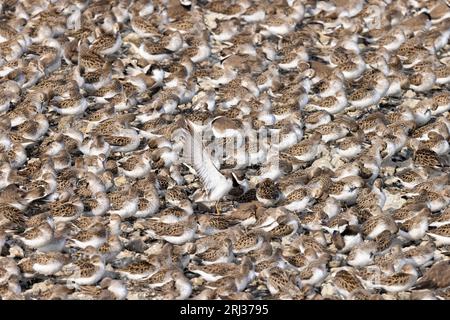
[1,0,450,300]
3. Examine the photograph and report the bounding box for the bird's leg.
[215,200,221,215]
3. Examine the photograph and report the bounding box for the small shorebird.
[177,119,238,212]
